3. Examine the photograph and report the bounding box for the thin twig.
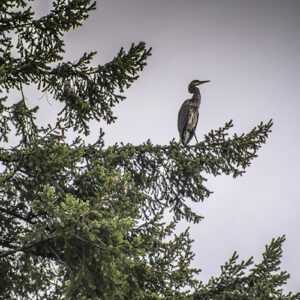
[0,206,35,224]
[0,236,55,259]
[73,234,105,250]
[19,83,26,102]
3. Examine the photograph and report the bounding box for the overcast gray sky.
[32,0,300,291]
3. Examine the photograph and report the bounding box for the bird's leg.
[194,132,199,144]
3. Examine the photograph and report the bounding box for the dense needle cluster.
[0,1,298,299]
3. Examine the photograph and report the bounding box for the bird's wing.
[177,99,190,140]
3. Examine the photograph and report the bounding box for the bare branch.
[0,236,55,259]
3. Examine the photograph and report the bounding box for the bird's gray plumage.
[177,80,210,145]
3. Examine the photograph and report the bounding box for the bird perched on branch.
[177,79,210,145]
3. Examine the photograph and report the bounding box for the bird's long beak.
[198,80,210,85]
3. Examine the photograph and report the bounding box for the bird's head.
[188,79,210,93]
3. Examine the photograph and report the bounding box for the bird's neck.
[192,87,201,106]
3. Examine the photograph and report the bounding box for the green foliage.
[0,1,298,299]
[196,236,300,300]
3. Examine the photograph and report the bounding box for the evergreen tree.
[0,1,298,299]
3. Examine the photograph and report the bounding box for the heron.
[177,79,210,145]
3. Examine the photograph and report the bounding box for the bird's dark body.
[177,79,209,145]
[178,100,199,145]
